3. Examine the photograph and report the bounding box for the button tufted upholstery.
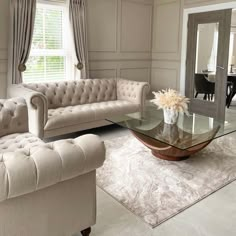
[23,79,117,109]
[117,79,149,108]
[8,78,150,138]
[0,98,28,137]
[0,133,43,153]
[0,98,105,203]
[0,134,105,202]
[0,97,106,235]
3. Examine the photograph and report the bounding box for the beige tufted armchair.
[0,98,105,236]
[8,78,150,138]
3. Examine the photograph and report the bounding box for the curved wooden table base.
[131,130,214,161]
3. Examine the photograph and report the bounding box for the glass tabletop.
[106,103,236,150]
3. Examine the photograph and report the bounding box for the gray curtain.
[69,0,89,79]
[8,0,36,84]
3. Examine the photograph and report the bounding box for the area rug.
[96,134,236,228]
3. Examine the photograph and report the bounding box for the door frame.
[180,1,236,95]
[185,9,231,121]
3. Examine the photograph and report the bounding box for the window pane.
[45,9,63,49]
[24,56,65,82]
[24,56,44,82]
[31,8,44,49]
[46,56,65,81]
[31,6,63,50]
[24,3,68,83]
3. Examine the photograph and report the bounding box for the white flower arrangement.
[151,89,190,115]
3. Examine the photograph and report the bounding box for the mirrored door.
[185,9,232,121]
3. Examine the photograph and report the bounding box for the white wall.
[87,0,153,84]
[0,0,9,98]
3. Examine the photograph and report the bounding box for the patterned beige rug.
[96,134,236,228]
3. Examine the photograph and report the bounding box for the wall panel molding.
[90,60,152,82]
[90,60,152,69]
[89,69,117,78]
[151,67,179,90]
[184,0,222,6]
[151,58,181,90]
[89,52,152,61]
[0,49,7,98]
[89,58,152,62]
[87,0,118,52]
[123,0,153,4]
[152,0,181,55]
[0,74,7,98]
[150,0,183,90]
[120,67,151,82]
[152,53,181,61]
[156,0,178,5]
[120,0,153,53]
[87,0,153,84]
[0,61,7,74]
[0,49,7,60]
[0,49,7,75]
[120,67,150,70]
[184,0,234,8]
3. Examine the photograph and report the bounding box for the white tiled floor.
[49,125,236,236]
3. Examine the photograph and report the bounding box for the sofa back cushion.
[23,79,117,109]
[0,98,28,137]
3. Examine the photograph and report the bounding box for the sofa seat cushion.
[45,100,139,131]
[0,133,44,154]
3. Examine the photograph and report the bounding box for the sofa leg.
[81,227,91,236]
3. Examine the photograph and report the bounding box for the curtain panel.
[8,0,36,84]
[69,0,89,79]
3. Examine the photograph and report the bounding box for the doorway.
[180,2,236,121]
[185,9,231,121]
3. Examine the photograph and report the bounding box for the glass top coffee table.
[106,104,236,161]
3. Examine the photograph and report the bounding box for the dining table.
[203,72,236,107]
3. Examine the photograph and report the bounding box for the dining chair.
[194,73,215,101]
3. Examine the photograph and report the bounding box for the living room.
[1,0,236,236]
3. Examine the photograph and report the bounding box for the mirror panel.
[194,23,219,102]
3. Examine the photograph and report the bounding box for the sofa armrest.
[0,98,28,137]
[0,134,105,202]
[116,78,150,109]
[7,85,48,138]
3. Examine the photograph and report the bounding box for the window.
[24,2,73,83]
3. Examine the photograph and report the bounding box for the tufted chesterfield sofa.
[8,78,149,138]
[0,98,105,236]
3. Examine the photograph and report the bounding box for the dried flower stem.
[151,89,189,115]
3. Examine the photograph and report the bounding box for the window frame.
[24,0,74,83]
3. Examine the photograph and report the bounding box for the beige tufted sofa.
[0,98,105,236]
[8,78,149,138]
